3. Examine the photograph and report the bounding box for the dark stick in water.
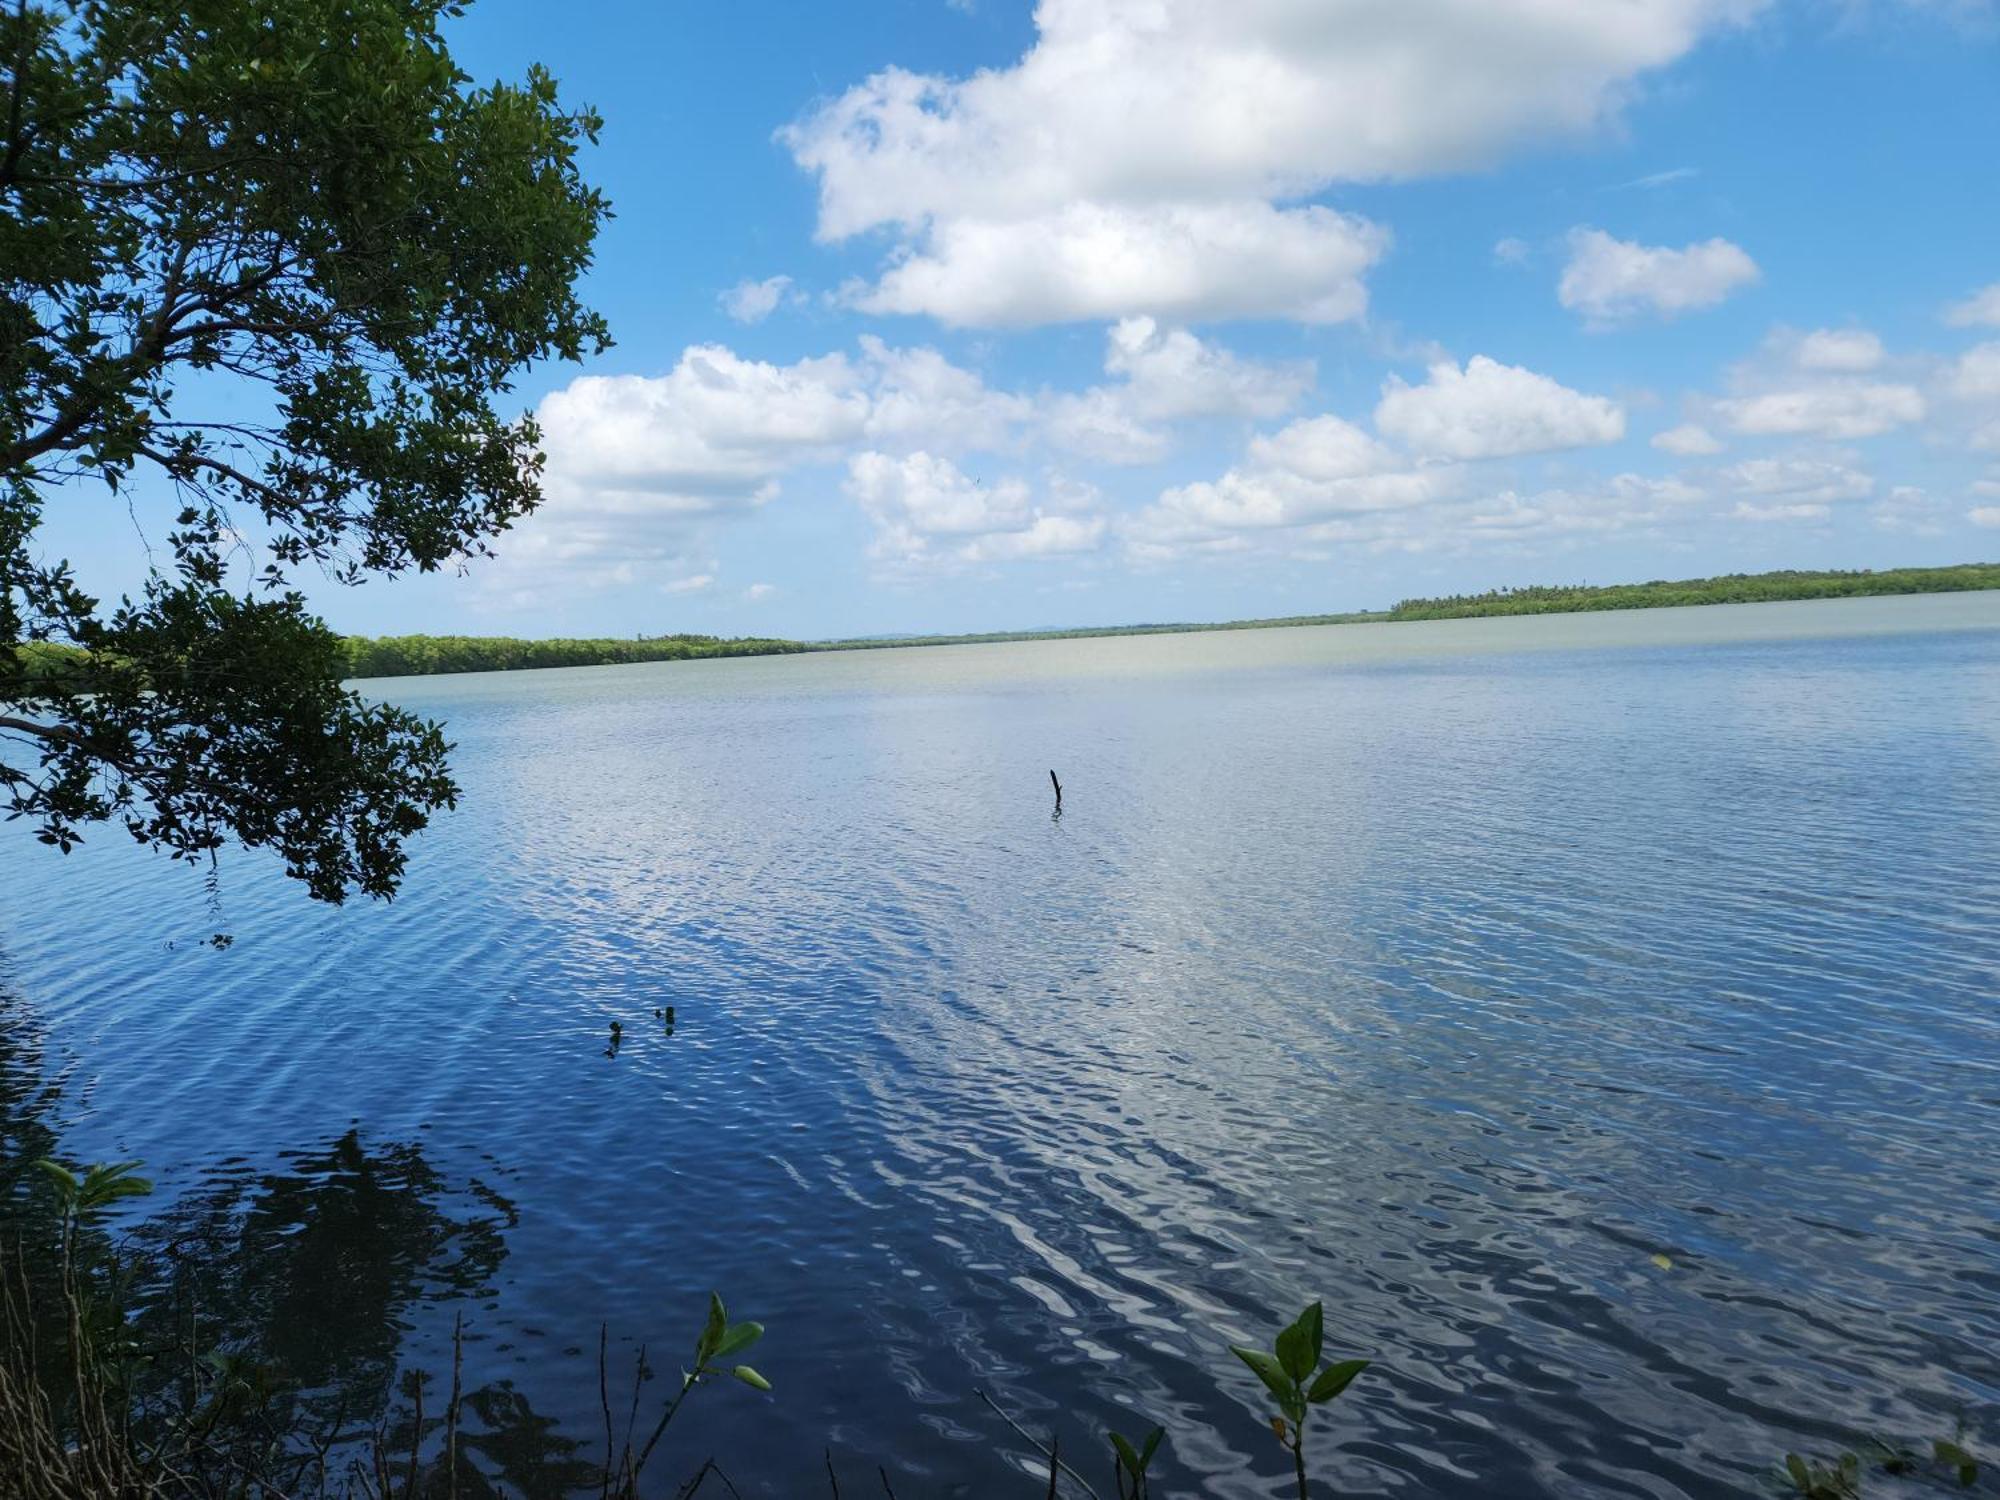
[1050,769,1062,809]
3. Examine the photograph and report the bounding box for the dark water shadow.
[0,978,599,1498]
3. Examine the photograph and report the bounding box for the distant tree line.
[1384,563,2000,620]
[338,634,808,678]
[14,564,1997,689]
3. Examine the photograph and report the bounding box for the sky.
[52,0,2000,640]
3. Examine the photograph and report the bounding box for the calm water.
[3,593,1998,1497]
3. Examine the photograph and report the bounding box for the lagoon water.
[3,592,1999,1497]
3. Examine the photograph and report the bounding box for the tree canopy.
[1,0,609,902]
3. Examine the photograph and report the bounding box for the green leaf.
[1111,1432,1141,1477]
[1933,1439,1977,1487]
[1276,1302,1323,1381]
[711,1320,763,1360]
[79,1161,152,1209]
[1141,1427,1163,1466]
[1300,1302,1324,1368]
[697,1293,726,1364]
[729,1365,770,1392]
[32,1159,78,1195]
[1231,1346,1295,1407]
[1306,1358,1369,1405]
[1785,1454,1811,1490]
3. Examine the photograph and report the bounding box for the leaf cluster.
[1,0,609,902]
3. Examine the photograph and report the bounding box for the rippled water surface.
[4,593,1999,1497]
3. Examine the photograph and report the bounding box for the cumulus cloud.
[1374,356,1626,460]
[786,1,1760,326]
[1047,317,1314,463]
[719,275,796,324]
[1872,485,1950,535]
[842,200,1387,327]
[1945,284,2000,328]
[1945,341,2000,401]
[1971,506,2000,528]
[1125,414,1450,557]
[845,450,1104,569]
[742,582,777,602]
[536,349,868,510]
[1934,343,2000,451]
[1448,472,1707,542]
[1653,422,1723,454]
[856,336,1035,451]
[1715,382,1925,439]
[487,339,1043,591]
[1559,228,1760,325]
[1792,328,1886,372]
[1719,454,1874,504]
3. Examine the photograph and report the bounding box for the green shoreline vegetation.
[814,561,2000,651]
[338,632,807,678]
[12,564,1999,686]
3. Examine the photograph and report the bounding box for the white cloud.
[534,338,1038,514]
[1653,422,1723,455]
[1945,284,2000,328]
[845,450,1104,568]
[1715,382,1925,439]
[1493,236,1532,266]
[1618,165,1700,189]
[1945,342,2000,401]
[1374,356,1625,460]
[1872,485,1950,535]
[719,275,796,324]
[743,582,777,602]
[1719,454,1874,503]
[1449,472,1707,541]
[1971,506,2000,528]
[1103,317,1312,422]
[1731,501,1829,522]
[1047,317,1313,463]
[960,513,1108,562]
[1793,328,1885,372]
[786,1,1761,327]
[1559,228,1760,325]
[1125,414,1450,556]
[1249,415,1403,481]
[490,338,1044,592]
[529,349,868,544]
[857,336,1035,451]
[841,200,1387,327]
[663,573,715,594]
[1939,346,2000,453]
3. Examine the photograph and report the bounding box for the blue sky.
[54,0,2000,640]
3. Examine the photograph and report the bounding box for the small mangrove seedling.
[1230,1301,1369,1500]
[34,1158,154,1221]
[1781,1435,1981,1497]
[631,1293,772,1480]
[1784,1451,1865,1499]
[1110,1424,1166,1499]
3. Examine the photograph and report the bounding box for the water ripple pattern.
[2,594,1997,1497]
